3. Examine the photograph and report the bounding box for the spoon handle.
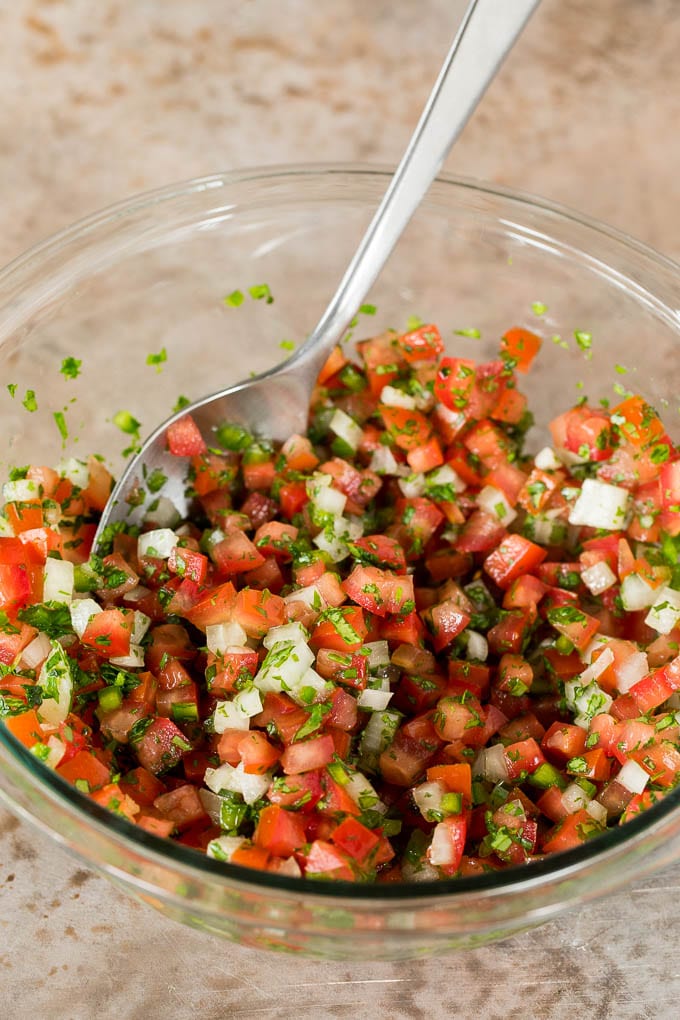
[289,0,541,381]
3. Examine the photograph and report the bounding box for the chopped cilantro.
[146,348,168,372]
[22,389,38,412]
[60,357,82,380]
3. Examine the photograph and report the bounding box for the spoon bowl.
[95,0,540,543]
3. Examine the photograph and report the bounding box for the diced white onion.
[329,408,363,452]
[465,630,489,662]
[578,647,615,686]
[198,789,223,825]
[212,699,251,733]
[57,458,89,489]
[145,496,180,528]
[131,611,150,645]
[70,598,102,638]
[234,686,263,718]
[269,856,303,878]
[398,473,427,499]
[617,759,650,794]
[379,385,417,410]
[534,446,562,471]
[620,573,657,611]
[565,677,613,729]
[137,528,178,559]
[364,641,391,669]
[41,735,67,770]
[20,632,53,670]
[616,651,649,693]
[561,782,591,814]
[207,620,248,653]
[343,771,387,814]
[254,640,315,695]
[369,446,401,476]
[2,479,40,503]
[122,585,151,604]
[37,643,73,726]
[357,688,393,711]
[581,635,609,665]
[312,484,347,517]
[581,561,617,596]
[426,464,466,494]
[476,485,517,526]
[568,479,632,531]
[413,780,446,820]
[0,516,14,537]
[644,586,680,635]
[204,761,272,804]
[206,835,245,862]
[110,643,145,668]
[473,743,509,783]
[586,799,608,824]
[42,558,74,605]
[263,622,310,650]
[283,584,327,611]
[288,667,331,706]
[428,821,455,867]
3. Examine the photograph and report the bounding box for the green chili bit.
[22,390,38,412]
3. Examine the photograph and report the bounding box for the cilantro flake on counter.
[60,357,82,380]
[22,390,38,412]
[146,348,168,372]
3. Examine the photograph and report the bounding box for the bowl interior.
[1,166,680,933]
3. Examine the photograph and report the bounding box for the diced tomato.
[133,717,190,775]
[541,722,587,765]
[278,480,309,519]
[153,785,207,831]
[331,816,380,861]
[406,436,444,474]
[350,534,407,573]
[168,546,208,585]
[342,564,414,618]
[238,731,281,774]
[280,734,336,774]
[500,326,542,373]
[4,708,44,749]
[397,324,444,363]
[484,535,547,590]
[167,415,206,457]
[57,749,111,790]
[378,405,432,451]
[232,588,285,638]
[81,608,133,658]
[254,804,307,857]
[309,606,368,653]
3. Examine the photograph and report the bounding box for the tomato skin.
[331,817,380,861]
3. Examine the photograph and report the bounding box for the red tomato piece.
[166,415,206,457]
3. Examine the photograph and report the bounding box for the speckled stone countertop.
[1,1,680,1017]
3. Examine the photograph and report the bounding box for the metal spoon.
[95,0,540,548]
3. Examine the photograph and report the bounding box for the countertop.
[1,1,680,1016]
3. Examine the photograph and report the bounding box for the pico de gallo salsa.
[2,322,680,883]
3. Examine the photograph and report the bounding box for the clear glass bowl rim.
[1,161,680,905]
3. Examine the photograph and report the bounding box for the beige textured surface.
[1,0,680,1016]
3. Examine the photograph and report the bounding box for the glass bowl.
[1,165,679,960]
